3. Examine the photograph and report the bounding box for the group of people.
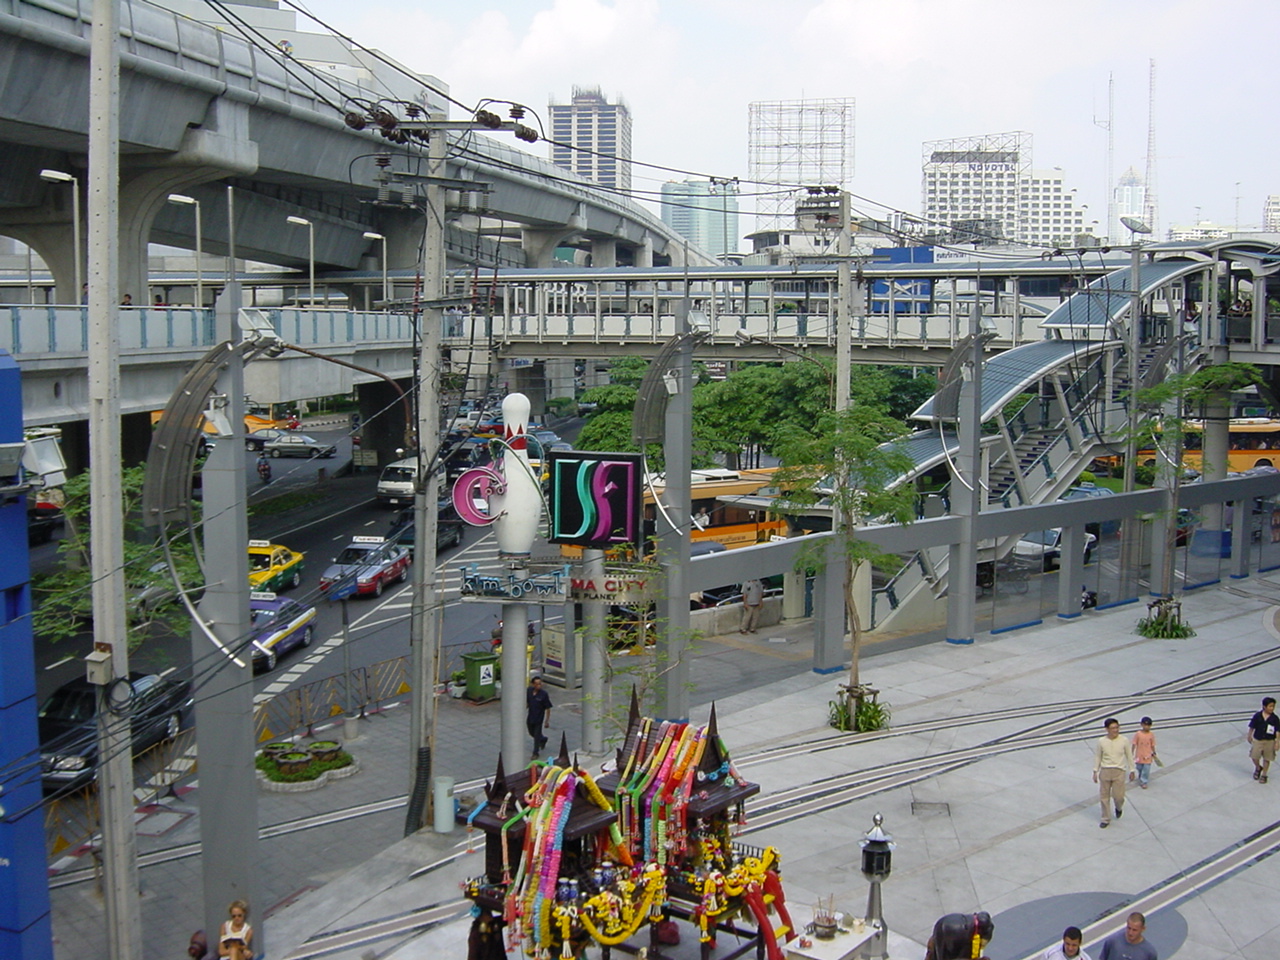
[1041,914,1156,960]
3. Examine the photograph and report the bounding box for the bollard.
[433,776,455,833]
[343,714,359,742]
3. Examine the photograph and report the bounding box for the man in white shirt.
[1093,718,1136,827]
[1044,926,1091,960]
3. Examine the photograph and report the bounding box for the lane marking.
[45,656,73,671]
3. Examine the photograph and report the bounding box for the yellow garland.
[578,768,613,813]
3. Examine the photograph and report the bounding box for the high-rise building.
[1115,167,1147,233]
[921,133,1092,247]
[660,180,740,258]
[748,99,855,230]
[921,131,1030,244]
[548,87,633,194]
[1264,196,1280,232]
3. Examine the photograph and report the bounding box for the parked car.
[249,592,317,671]
[39,672,192,793]
[319,536,411,597]
[264,433,336,458]
[247,540,305,592]
[244,428,292,452]
[1013,528,1097,570]
[1059,483,1120,538]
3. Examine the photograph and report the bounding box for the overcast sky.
[297,0,1275,241]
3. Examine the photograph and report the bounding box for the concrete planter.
[257,758,360,793]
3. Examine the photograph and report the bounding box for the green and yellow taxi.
[247,540,305,592]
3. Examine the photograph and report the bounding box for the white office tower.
[1022,170,1089,248]
[1264,196,1280,233]
[921,131,1030,245]
[1115,167,1147,234]
[660,180,740,258]
[548,87,633,194]
[748,99,855,230]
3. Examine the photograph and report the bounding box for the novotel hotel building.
[921,131,1032,245]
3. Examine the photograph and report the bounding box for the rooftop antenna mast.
[1142,59,1159,236]
[1094,73,1115,242]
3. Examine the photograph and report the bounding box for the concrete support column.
[590,238,617,268]
[3,221,82,305]
[1057,524,1085,618]
[1200,383,1231,551]
[544,358,576,405]
[812,550,847,673]
[522,215,583,268]
[356,378,413,466]
[782,569,806,619]
[635,237,654,269]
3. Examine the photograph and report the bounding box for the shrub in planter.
[262,742,294,760]
[256,749,354,783]
[277,752,313,775]
[308,740,342,762]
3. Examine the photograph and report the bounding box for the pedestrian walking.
[1132,717,1157,789]
[1092,718,1135,828]
[740,578,764,634]
[1247,696,1279,783]
[526,675,552,757]
[1097,912,1155,960]
[256,454,272,485]
[1043,926,1091,960]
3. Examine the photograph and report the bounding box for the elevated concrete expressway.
[0,0,702,303]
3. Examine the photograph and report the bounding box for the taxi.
[247,540,305,592]
[319,536,410,598]
[249,592,317,672]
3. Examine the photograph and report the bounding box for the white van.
[376,458,419,506]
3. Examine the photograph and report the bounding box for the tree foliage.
[31,465,203,649]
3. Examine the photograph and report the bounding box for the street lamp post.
[168,194,203,308]
[287,215,315,307]
[39,168,81,304]
[363,231,388,308]
[860,812,895,960]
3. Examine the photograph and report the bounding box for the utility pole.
[361,106,538,831]
[85,0,141,955]
[581,547,606,754]
[836,189,852,413]
[406,113,445,833]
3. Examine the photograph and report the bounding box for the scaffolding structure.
[921,131,1032,244]
[748,98,855,230]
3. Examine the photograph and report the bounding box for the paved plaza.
[49,573,1280,960]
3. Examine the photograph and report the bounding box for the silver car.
[263,433,336,458]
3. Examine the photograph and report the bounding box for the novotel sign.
[547,451,643,549]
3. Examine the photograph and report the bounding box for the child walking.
[1133,716,1157,788]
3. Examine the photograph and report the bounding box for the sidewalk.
[50,577,1280,960]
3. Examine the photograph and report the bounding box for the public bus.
[1184,418,1280,472]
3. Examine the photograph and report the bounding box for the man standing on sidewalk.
[1043,926,1091,960]
[526,675,552,757]
[1093,718,1135,828]
[740,578,764,634]
[1247,696,1279,783]
[1098,912,1156,960]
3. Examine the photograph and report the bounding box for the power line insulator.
[344,112,368,131]
[474,109,503,129]
[514,124,539,144]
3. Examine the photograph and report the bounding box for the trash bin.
[461,650,499,701]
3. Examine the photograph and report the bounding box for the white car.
[1013,528,1097,570]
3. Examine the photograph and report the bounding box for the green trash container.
[461,650,499,701]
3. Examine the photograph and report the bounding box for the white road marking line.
[45,656,73,670]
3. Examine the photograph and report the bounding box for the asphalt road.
[29,421,569,708]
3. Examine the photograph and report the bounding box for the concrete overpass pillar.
[357,378,413,468]
[544,358,576,404]
[590,238,617,268]
[635,237,654,269]
[522,207,585,268]
[119,98,259,299]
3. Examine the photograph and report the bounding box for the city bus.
[1183,418,1280,472]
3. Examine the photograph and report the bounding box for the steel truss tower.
[748,98,855,230]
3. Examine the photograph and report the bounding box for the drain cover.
[911,801,951,817]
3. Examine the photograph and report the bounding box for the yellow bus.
[1184,418,1280,472]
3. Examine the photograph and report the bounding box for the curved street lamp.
[167,194,203,308]
[39,168,81,304]
[287,215,315,307]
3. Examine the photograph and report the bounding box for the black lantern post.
[860,812,894,959]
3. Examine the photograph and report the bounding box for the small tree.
[31,465,204,649]
[772,407,918,694]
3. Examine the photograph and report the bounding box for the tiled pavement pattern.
[50,576,1280,960]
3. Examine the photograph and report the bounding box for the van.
[376,458,419,506]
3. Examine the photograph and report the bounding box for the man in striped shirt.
[1093,718,1136,828]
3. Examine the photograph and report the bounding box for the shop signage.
[459,563,572,602]
[547,451,643,549]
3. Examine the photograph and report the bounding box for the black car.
[244,428,292,452]
[38,672,193,793]
[388,504,464,557]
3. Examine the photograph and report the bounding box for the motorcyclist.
[256,454,272,485]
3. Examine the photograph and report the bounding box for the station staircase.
[869,338,1199,633]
